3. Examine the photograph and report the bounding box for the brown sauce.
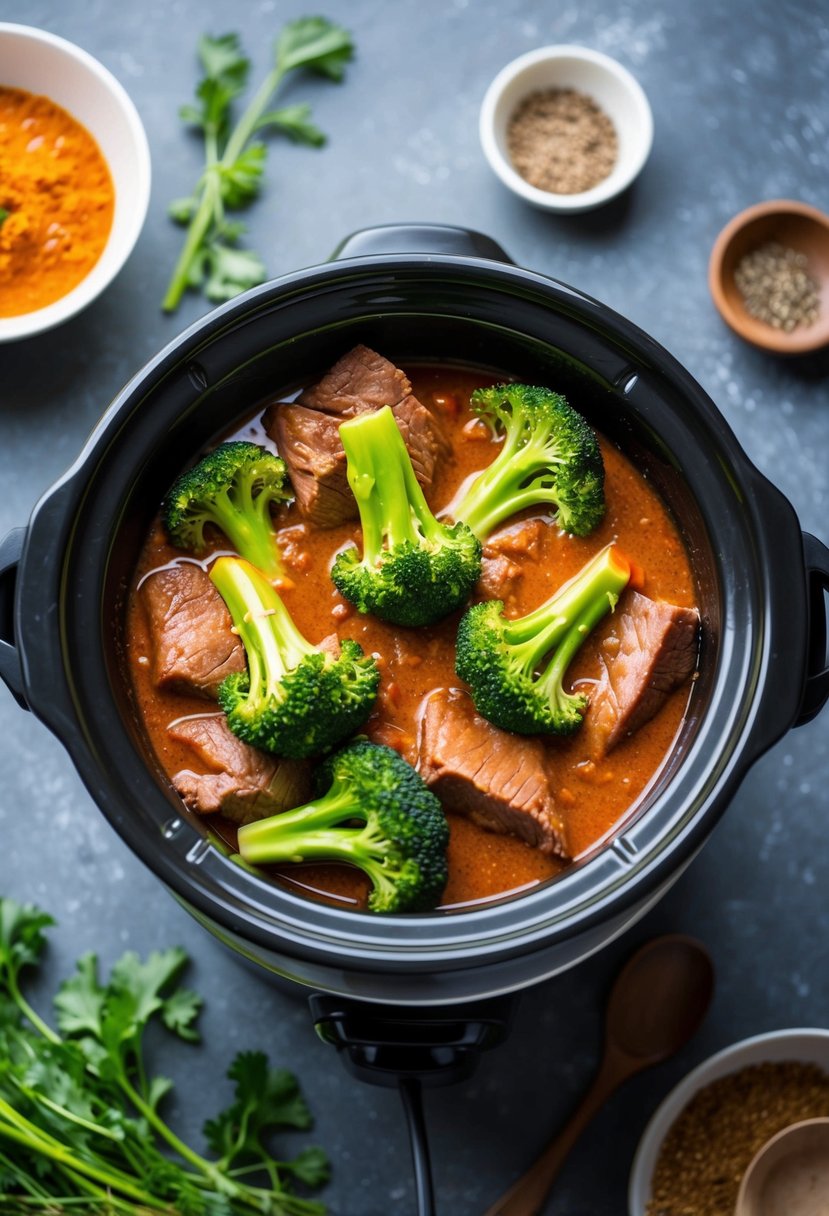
[126,367,697,911]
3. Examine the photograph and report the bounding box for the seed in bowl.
[507,87,618,194]
[734,241,820,333]
[0,86,114,317]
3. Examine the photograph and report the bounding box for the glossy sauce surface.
[127,367,697,911]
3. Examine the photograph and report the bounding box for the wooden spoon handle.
[482,1052,634,1216]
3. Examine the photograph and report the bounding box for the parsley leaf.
[0,899,54,983]
[202,1050,330,1214]
[53,952,105,1039]
[217,142,266,207]
[276,17,354,80]
[163,17,354,313]
[255,104,326,147]
[285,1145,331,1188]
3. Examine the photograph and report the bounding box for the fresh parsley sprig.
[0,897,329,1215]
[162,18,354,313]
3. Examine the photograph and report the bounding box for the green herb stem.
[222,65,284,166]
[0,1111,162,1207]
[162,173,221,311]
[11,1081,123,1144]
[7,972,60,1044]
[116,1071,235,1195]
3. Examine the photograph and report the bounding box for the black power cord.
[399,1076,436,1216]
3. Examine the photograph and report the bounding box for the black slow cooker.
[1,224,827,1013]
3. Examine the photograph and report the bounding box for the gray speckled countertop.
[1,2,827,1213]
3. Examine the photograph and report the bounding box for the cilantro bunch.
[163,17,354,312]
[0,898,328,1214]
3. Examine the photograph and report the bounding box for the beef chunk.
[388,393,448,489]
[264,345,447,528]
[264,404,351,529]
[142,562,245,698]
[297,343,412,416]
[484,519,546,559]
[418,691,568,857]
[476,553,522,601]
[169,714,311,825]
[475,520,547,602]
[586,591,700,755]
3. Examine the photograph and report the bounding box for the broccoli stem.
[238,790,358,862]
[509,545,630,671]
[210,557,313,695]
[339,406,438,561]
[456,433,564,540]
[205,480,285,581]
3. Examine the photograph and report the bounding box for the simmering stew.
[127,350,698,912]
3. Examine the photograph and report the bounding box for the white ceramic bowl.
[0,23,151,341]
[628,1028,829,1216]
[479,45,653,213]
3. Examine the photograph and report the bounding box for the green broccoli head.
[330,406,482,627]
[455,545,631,735]
[163,441,292,580]
[452,384,605,540]
[211,557,379,759]
[237,740,450,914]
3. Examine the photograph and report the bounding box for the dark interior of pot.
[46,260,784,977]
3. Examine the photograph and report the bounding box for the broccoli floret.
[237,740,450,913]
[211,556,379,759]
[451,384,606,540]
[331,406,482,627]
[455,545,631,735]
[163,441,292,580]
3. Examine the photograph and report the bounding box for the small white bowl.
[628,1028,829,1216]
[479,45,653,213]
[0,24,151,341]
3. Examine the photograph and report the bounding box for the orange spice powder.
[0,87,115,317]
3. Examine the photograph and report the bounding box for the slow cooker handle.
[0,528,27,710]
[331,223,513,264]
[797,531,829,726]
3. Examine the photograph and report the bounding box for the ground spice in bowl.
[646,1061,829,1216]
[734,242,820,333]
[0,86,114,318]
[506,87,618,194]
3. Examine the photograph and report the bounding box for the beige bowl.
[0,23,151,341]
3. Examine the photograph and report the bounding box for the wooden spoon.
[483,934,714,1216]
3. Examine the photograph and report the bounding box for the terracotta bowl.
[708,200,829,354]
